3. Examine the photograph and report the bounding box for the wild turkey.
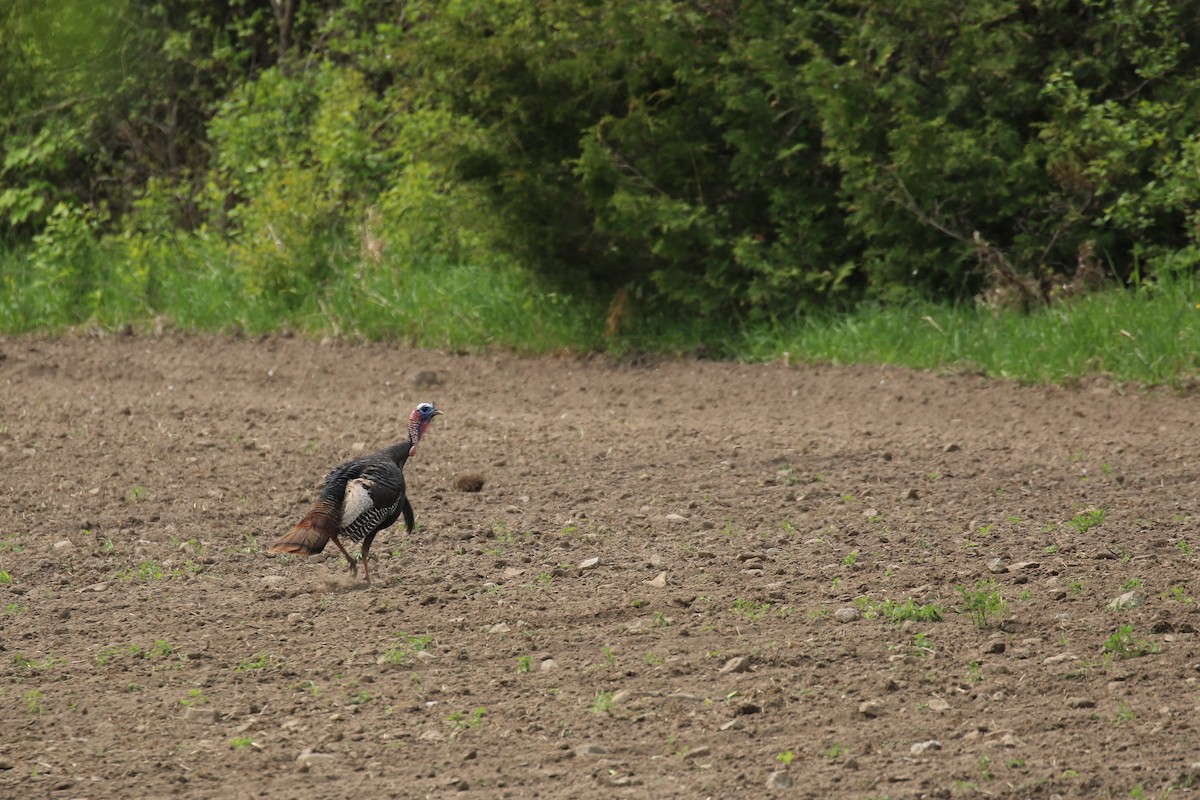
[268,402,441,582]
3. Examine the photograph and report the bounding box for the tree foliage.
[3,0,1199,321]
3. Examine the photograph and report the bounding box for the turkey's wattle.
[268,402,441,582]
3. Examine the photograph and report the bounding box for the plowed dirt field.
[2,334,1199,799]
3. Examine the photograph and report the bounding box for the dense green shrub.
[396,0,858,317]
[3,0,1199,323]
[202,59,503,308]
[0,0,281,240]
[396,0,1200,314]
[803,0,1200,299]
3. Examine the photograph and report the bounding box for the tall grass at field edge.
[3,244,1200,387]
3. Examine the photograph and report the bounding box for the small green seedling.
[957,580,1008,627]
[876,597,943,624]
[1067,508,1105,533]
[381,632,432,666]
[732,598,771,621]
[236,652,281,671]
[591,690,614,714]
[448,706,486,730]
[823,743,846,759]
[1102,624,1161,659]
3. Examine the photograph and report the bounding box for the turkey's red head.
[407,402,442,456]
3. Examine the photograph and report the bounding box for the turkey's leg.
[359,532,376,584]
[327,534,357,575]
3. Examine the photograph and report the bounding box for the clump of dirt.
[451,473,486,492]
[1,334,1198,798]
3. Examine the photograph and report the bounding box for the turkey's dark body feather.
[323,442,413,542]
[270,441,416,582]
[342,501,398,543]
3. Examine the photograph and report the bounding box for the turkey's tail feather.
[269,505,338,556]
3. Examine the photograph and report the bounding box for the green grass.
[731,597,772,621]
[820,744,844,760]
[1068,509,1107,533]
[591,690,614,714]
[96,640,175,666]
[7,238,1200,386]
[381,633,433,667]
[750,283,1200,386]
[13,653,64,671]
[117,561,165,582]
[0,241,602,354]
[235,652,281,672]
[447,707,486,730]
[957,580,1009,627]
[872,597,944,624]
[1103,624,1161,659]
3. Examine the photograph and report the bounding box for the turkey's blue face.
[408,402,442,447]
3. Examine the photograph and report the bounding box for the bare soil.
[2,334,1200,799]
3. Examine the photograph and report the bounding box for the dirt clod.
[451,473,485,492]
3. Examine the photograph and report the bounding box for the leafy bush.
[4,0,1200,323]
[393,0,1200,315]
[399,0,856,317]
